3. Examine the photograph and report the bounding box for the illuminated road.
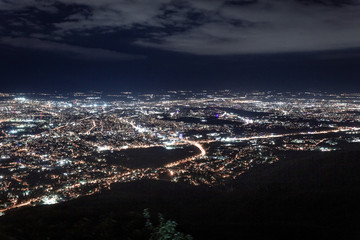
[166,126,360,168]
[85,120,97,135]
[187,140,206,156]
[0,197,42,213]
[165,140,206,168]
[220,127,360,142]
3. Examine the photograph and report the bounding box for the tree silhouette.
[143,209,193,240]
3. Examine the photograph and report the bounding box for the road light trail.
[221,127,360,142]
[165,140,206,168]
[85,120,97,135]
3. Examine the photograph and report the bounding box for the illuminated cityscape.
[1,90,360,213]
[2,0,360,239]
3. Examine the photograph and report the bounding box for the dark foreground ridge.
[1,151,360,240]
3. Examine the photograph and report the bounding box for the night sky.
[1,0,360,93]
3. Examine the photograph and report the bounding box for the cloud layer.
[1,0,360,55]
[0,37,144,60]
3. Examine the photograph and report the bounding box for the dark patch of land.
[1,150,360,240]
[97,146,200,169]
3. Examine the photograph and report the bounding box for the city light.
[1,91,360,213]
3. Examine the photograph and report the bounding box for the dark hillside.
[1,151,360,240]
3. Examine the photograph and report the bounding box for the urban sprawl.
[1,90,360,214]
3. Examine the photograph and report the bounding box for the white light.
[57,159,71,166]
[165,146,176,150]
[97,146,110,151]
[41,195,60,205]
[15,97,26,102]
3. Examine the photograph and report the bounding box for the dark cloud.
[0,36,145,60]
[1,0,360,55]
[297,0,360,6]
[138,0,360,54]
